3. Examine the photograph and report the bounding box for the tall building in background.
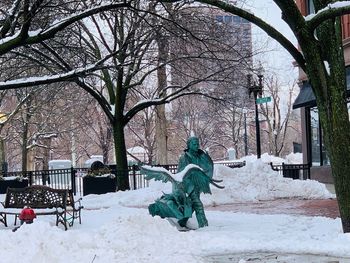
[170,6,252,95]
[168,5,254,160]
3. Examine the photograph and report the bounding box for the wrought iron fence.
[1,168,76,190]
[269,162,310,180]
[0,161,247,194]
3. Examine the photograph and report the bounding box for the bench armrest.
[76,198,84,209]
[71,197,84,210]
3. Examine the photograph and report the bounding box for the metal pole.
[71,167,76,195]
[132,165,137,190]
[254,93,261,159]
[247,72,263,159]
[244,112,248,156]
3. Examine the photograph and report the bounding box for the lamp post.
[247,72,263,159]
[241,108,248,156]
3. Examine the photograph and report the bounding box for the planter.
[0,179,29,194]
[82,176,117,196]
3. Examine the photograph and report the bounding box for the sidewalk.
[206,185,345,263]
[207,183,340,218]
[206,198,346,263]
[207,198,339,218]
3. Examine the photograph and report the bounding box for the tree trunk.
[325,107,350,232]
[112,120,130,191]
[154,22,169,165]
[155,105,168,165]
[26,149,35,171]
[0,137,6,174]
[102,126,112,165]
[71,129,76,168]
[42,137,51,170]
[313,60,350,233]
[314,77,350,232]
[300,17,350,232]
[22,121,29,172]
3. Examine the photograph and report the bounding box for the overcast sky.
[244,0,298,85]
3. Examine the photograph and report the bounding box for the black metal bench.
[66,190,83,227]
[0,185,81,230]
[270,162,310,180]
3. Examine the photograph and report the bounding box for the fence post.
[132,165,137,190]
[29,171,33,186]
[307,163,311,180]
[41,171,47,185]
[71,167,76,195]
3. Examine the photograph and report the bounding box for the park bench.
[0,185,83,230]
[66,190,83,227]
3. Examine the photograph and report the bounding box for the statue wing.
[180,164,225,195]
[181,165,212,194]
[140,165,177,185]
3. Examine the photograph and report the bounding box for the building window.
[346,67,350,89]
[307,0,315,14]
[310,107,330,166]
[224,15,232,23]
[216,15,223,23]
[310,108,320,165]
[233,16,241,23]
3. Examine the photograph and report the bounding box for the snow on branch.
[0,62,108,90]
[0,1,131,55]
[306,1,350,29]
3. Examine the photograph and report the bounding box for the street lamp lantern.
[247,72,264,159]
[247,74,263,99]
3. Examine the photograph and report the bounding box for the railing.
[0,161,247,194]
[1,168,75,190]
[128,165,149,190]
[215,161,246,169]
[270,162,310,180]
[126,161,246,189]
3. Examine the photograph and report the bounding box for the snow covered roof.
[127,146,146,154]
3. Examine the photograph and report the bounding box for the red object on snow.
[19,207,36,223]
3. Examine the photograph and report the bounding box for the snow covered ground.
[0,155,347,263]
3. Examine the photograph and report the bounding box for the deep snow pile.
[82,155,334,210]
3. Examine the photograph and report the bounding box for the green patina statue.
[140,136,224,229]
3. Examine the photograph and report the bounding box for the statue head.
[186,136,199,152]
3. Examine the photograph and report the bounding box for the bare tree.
[259,76,300,157]
[76,100,114,165]
[1,1,252,191]
[5,83,91,171]
[126,86,157,164]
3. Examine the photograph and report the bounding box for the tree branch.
[0,1,131,56]
[306,1,350,31]
[0,63,107,90]
[193,0,306,71]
